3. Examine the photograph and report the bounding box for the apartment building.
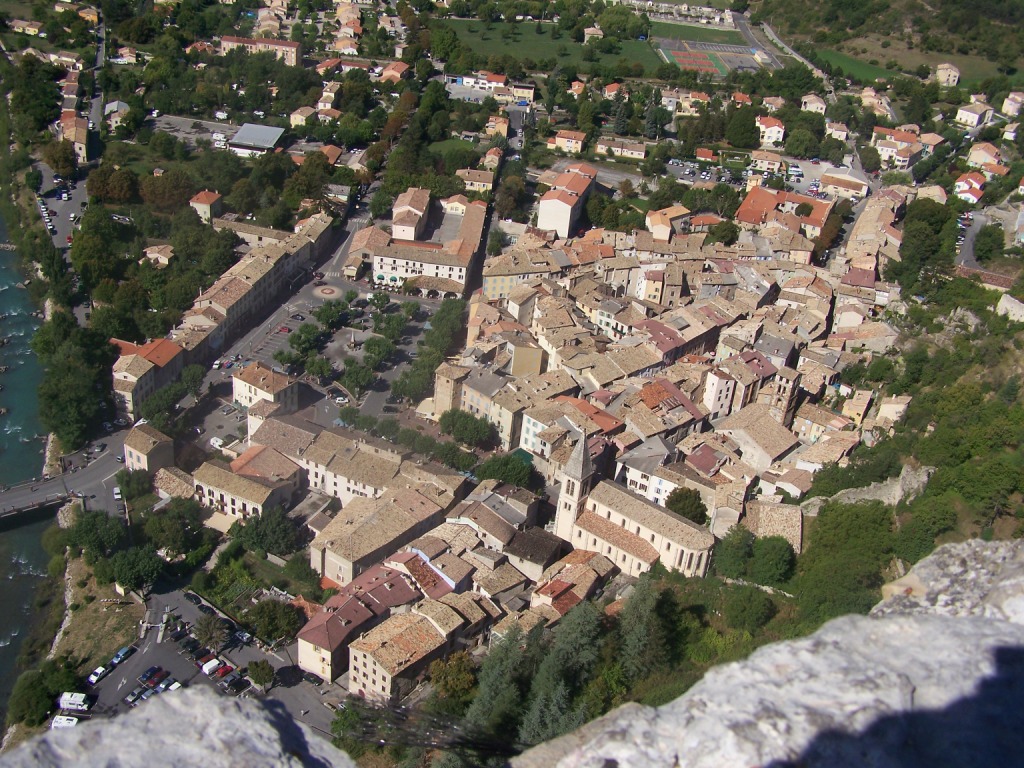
[123,424,175,474]
[220,36,301,66]
[111,338,185,419]
[536,163,598,238]
[232,362,299,414]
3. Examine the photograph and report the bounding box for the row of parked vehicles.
[178,635,252,697]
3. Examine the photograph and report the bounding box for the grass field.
[834,36,1024,87]
[650,21,745,46]
[429,138,477,154]
[446,20,664,71]
[816,50,896,82]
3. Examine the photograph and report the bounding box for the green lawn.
[816,49,897,82]
[446,20,664,72]
[429,138,477,154]
[650,21,745,46]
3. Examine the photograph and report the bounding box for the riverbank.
[0,86,71,749]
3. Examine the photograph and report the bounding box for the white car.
[113,487,122,501]
[210,437,224,450]
[87,666,110,685]
[334,395,349,405]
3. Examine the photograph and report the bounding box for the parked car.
[227,678,250,696]
[147,670,170,689]
[87,666,110,685]
[183,592,202,606]
[334,396,348,405]
[113,487,122,501]
[179,638,200,654]
[313,280,326,287]
[215,664,234,678]
[111,646,136,665]
[302,672,323,686]
[290,313,305,321]
[278,325,292,333]
[124,686,145,706]
[197,604,215,616]
[156,677,176,693]
[138,666,161,685]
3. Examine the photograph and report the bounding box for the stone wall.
[800,462,934,516]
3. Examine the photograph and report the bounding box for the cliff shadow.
[766,645,1024,768]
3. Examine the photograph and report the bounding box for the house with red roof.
[297,563,422,682]
[756,115,785,146]
[954,171,986,204]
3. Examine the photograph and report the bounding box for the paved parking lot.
[86,587,341,738]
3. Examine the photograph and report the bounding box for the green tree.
[66,510,127,562]
[6,670,53,727]
[194,613,228,650]
[180,364,205,398]
[312,300,348,331]
[439,409,495,448]
[795,501,894,627]
[784,128,819,159]
[340,360,375,396]
[616,577,666,685]
[305,355,333,379]
[749,536,796,586]
[24,168,42,192]
[363,336,395,370]
[143,498,205,557]
[974,224,1005,262]
[858,144,882,173]
[665,487,708,526]
[243,599,304,641]
[428,651,477,717]
[110,547,162,591]
[706,220,740,246]
[42,140,78,178]
[248,659,276,692]
[714,526,755,579]
[461,626,530,740]
[233,508,298,556]
[476,453,534,488]
[723,586,776,632]
[487,229,506,256]
[115,469,152,500]
[725,108,760,149]
[518,602,602,745]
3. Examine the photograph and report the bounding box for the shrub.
[723,587,776,633]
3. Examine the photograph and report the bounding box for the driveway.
[956,211,985,268]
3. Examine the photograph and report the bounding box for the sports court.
[661,43,729,76]
[658,38,769,76]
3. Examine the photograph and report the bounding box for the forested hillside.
[752,0,1024,75]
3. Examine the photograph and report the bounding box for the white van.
[202,658,223,676]
[58,692,91,712]
[51,716,79,729]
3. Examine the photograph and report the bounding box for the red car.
[66,235,73,245]
[215,664,234,678]
[278,325,292,333]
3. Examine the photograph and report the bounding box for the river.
[0,212,51,716]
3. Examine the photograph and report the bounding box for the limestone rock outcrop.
[0,687,354,768]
